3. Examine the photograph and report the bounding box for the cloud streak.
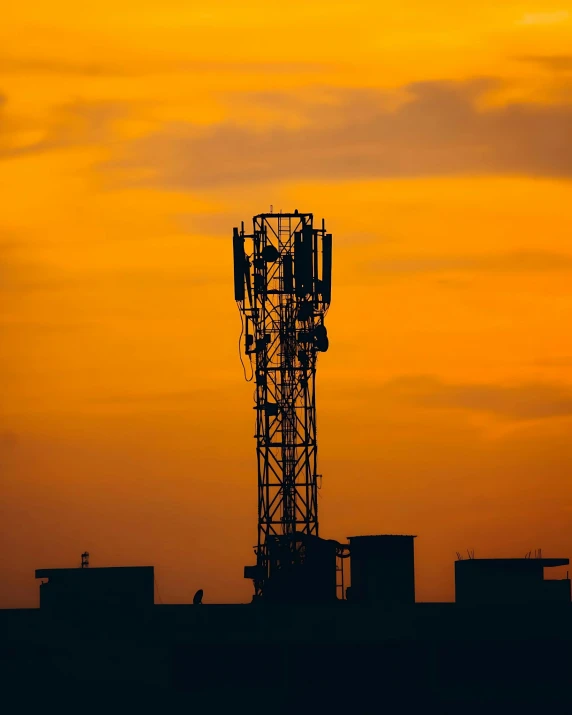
[518,55,572,72]
[0,55,336,78]
[110,79,572,188]
[381,376,572,421]
[370,251,572,276]
[517,11,569,26]
[0,96,126,161]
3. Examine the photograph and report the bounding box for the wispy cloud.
[0,55,336,78]
[0,95,127,162]
[0,239,72,293]
[518,11,569,25]
[109,79,572,188]
[517,55,572,72]
[534,356,572,367]
[91,388,225,406]
[370,251,572,276]
[175,211,244,237]
[381,375,572,421]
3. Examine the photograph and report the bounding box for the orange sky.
[1,1,572,607]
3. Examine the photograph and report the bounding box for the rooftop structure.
[346,535,416,606]
[35,566,154,612]
[455,557,570,606]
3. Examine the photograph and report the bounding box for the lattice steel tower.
[233,211,332,599]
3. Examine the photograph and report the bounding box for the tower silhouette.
[233,211,332,598]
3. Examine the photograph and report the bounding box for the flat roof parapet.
[455,558,568,568]
[35,566,154,579]
[347,534,417,540]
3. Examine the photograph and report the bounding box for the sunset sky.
[1,1,572,607]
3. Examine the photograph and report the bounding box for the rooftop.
[347,534,417,540]
[36,566,153,579]
[455,558,568,568]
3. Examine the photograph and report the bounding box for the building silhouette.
[455,556,571,605]
[35,566,154,613]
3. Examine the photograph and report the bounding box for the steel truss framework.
[233,212,331,596]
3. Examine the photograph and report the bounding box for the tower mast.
[233,211,332,599]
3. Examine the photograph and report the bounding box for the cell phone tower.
[233,211,332,600]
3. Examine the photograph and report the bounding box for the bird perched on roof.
[193,589,203,605]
